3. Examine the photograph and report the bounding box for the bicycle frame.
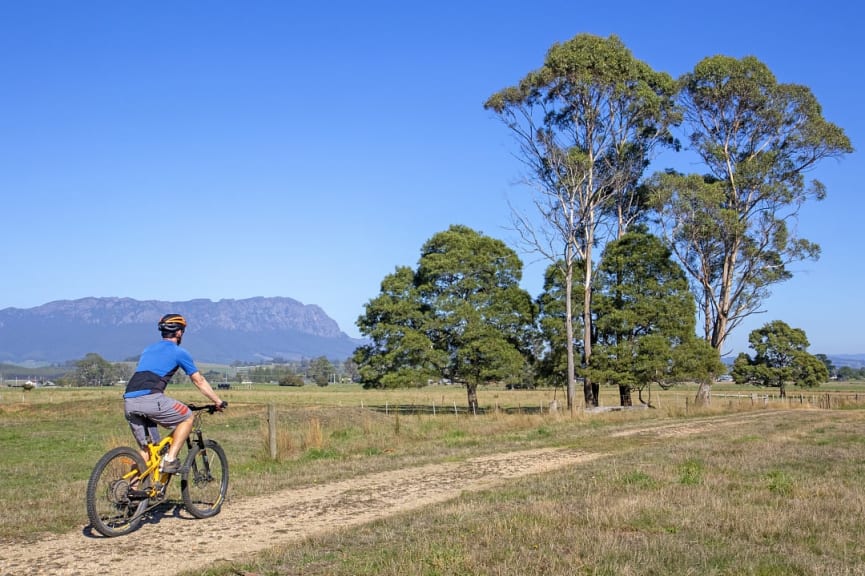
[143,435,175,486]
[129,406,217,498]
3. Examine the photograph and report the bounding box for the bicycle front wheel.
[181,439,228,518]
[86,447,149,537]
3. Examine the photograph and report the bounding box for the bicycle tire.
[181,439,229,518]
[86,447,150,537]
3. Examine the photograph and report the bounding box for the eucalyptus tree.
[534,261,585,390]
[731,320,828,397]
[650,56,852,404]
[590,231,723,406]
[355,226,536,411]
[485,33,679,409]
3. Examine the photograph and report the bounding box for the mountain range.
[0,297,365,365]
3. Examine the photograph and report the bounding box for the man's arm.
[190,371,224,408]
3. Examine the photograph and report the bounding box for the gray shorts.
[124,393,192,448]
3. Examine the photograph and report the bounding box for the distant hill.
[830,354,865,370]
[0,297,365,365]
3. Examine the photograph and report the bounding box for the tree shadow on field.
[365,404,550,416]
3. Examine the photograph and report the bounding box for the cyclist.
[123,314,224,473]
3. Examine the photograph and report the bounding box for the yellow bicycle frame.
[143,435,175,485]
[118,435,176,495]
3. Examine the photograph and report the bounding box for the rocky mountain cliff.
[0,297,365,365]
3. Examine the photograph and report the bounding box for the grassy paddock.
[4,383,865,574]
[194,408,865,576]
[0,383,615,537]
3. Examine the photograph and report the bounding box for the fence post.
[268,403,278,460]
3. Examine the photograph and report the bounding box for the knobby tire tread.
[85,447,148,537]
[181,439,229,519]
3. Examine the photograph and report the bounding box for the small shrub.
[621,470,659,489]
[766,470,794,497]
[302,447,340,461]
[678,459,704,486]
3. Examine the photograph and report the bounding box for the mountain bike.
[86,402,229,537]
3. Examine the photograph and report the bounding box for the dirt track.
[0,412,767,576]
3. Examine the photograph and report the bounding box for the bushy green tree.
[355,225,536,411]
[814,354,836,379]
[73,353,118,387]
[308,356,335,387]
[837,366,865,381]
[732,320,828,397]
[354,265,442,388]
[278,373,305,387]
[590,231,722,406]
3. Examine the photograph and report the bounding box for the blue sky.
[1,1,862,357]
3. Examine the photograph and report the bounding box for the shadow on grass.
[364,404,557,416]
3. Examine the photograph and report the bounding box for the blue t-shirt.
[124,340,199,396]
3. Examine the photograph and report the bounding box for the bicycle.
[86,402,229,537]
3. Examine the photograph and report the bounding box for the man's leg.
[166,418,193,461]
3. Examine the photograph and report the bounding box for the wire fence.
[362,392,865,416]
[708,392,865,410]
[360,400,565,416]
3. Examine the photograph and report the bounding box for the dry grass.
[5,384,865,574]
[213,409,865,576]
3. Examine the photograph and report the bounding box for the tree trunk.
[583,222,597,408]
[583,378,596,407]
[466,384,479,414]
[694,380,712,407]
[565,265,576,413]
[619,384,632,406]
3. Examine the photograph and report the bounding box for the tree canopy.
[731,320,828,397]
[354,225,536,411]
[651,56,852,353]
[73,353,123,387]
[589,231,722,405]
[485,33,680,409]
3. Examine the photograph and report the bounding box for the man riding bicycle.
[123,314,224,473]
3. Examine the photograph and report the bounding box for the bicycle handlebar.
[189,401,228,414]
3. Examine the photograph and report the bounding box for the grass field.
[3,382,865,574]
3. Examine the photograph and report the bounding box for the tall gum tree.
[649,55,852,405]
[485,34,679,408]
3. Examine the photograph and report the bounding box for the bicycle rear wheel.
[181,439,228,518]
[86,447,150,537]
